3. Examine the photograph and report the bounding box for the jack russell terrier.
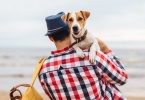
[62,11,100,64]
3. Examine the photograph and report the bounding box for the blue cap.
[45,12,68,36]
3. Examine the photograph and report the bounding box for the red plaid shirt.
[39,47,128,100]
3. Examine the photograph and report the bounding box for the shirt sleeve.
[96,50,128,85]
[104,50,125,69]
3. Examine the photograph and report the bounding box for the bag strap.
[30,57,46,86]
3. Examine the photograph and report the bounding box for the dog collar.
[70,30,88,47]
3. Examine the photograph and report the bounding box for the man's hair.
[49,29,70,42]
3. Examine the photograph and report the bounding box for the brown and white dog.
[62,11,100,64]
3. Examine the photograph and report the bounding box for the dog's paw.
[76,49,85,58]
[89,52,96,64]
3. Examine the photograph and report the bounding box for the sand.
[1,91,145,100]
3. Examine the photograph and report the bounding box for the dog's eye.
[69,18,73,22]
[78,17,83,21]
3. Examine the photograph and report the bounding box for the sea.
[0,41,145,97]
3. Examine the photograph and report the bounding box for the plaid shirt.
[39,47,128,100]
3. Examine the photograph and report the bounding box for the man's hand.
[96,37,110,53]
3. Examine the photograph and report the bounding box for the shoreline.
[1,91,145,100]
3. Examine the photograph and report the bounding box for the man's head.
[45,12,70,42]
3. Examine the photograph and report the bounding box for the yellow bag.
[10,58,46,100]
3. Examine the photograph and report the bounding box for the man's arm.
[96,38,128,85]
[38,74,53,99]
[97,37,124,69]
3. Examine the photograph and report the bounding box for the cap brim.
[44,24,68,36]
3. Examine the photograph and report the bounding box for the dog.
[62,11,100,64]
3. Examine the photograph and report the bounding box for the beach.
[0,47,145,99]
[1,91,145,100]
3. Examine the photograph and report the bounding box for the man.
[39,12,128,100]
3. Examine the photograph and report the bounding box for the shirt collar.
[51,46,73,55]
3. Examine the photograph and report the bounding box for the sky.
[0,0,145,48]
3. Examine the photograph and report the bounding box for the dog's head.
[62,11,90,37]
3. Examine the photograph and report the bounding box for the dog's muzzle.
[72,26,79,35]
[73,26,78,31]
[72,26,82,35]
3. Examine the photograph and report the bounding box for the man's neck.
[55,37,71,50]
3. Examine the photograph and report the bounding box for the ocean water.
[0,44,145,97]
[0,46,145,68]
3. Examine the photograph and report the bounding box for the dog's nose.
[73,26,78,32]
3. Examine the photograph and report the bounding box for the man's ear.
[48,36,54,42]
[61,13,70,22]
[80,11,90,20]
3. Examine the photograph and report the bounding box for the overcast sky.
[0,0,145,48]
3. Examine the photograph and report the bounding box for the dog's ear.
[80,11,90,20]
[61,13,70,22]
